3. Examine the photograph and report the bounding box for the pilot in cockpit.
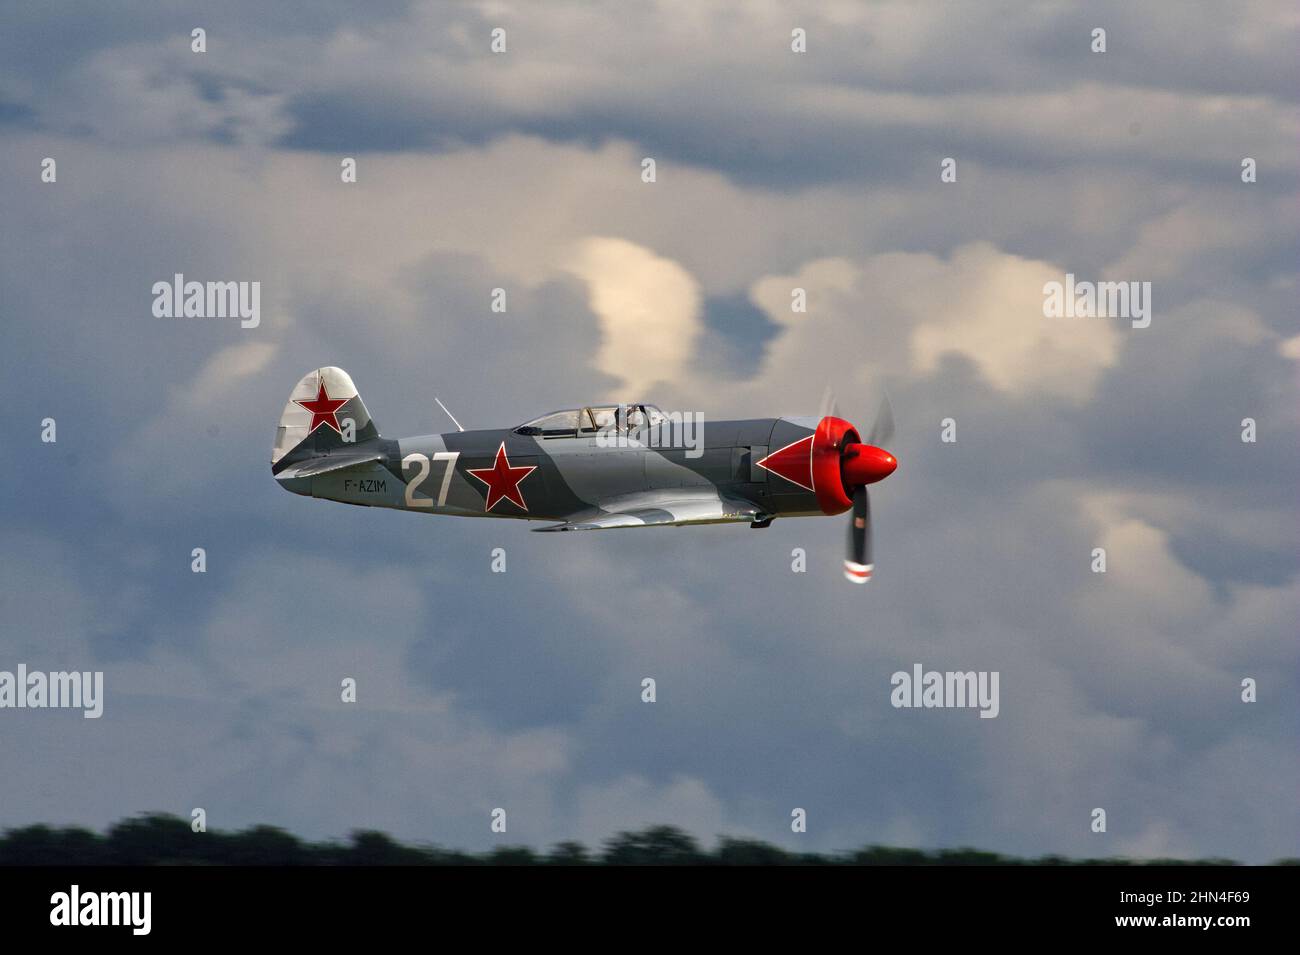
[591,406,620,434]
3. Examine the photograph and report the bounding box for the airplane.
[272,367,897,582]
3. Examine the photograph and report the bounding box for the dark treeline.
[1,815,1291,865]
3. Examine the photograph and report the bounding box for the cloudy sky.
[1,1,1296,861]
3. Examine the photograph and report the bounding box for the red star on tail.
[294,382,350,435]
[467,443,537,512]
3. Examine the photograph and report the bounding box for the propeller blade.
[818,385,840,421]
[844,486,873,583]
[867,391,895,448]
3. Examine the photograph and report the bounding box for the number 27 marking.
[402,451,460,507]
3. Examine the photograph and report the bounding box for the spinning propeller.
[818,388,896,584]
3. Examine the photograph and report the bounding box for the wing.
[535,488,765,532]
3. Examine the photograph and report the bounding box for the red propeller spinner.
[842,442,897,487]
[822,396,897,585]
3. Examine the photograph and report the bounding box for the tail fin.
[271,367,381,471]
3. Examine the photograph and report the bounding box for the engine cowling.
[757,415,898,515]
[811,415,859,514]
[757,416,869,515]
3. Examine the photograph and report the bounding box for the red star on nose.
[294,382,351,435]
[467,442,537,512]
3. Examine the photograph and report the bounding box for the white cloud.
[743,242,1122,407]
[562,237,702,398]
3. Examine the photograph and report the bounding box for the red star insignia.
[466,442,537,512]
[293,382,351,435]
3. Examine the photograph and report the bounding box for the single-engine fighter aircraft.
[272,368,897,582]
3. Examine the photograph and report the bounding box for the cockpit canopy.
[515,404,666,437]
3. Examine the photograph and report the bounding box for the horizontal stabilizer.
[274,451,384,480]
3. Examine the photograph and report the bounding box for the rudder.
[271,367,381,471]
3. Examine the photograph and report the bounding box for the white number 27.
[402,451,460,507]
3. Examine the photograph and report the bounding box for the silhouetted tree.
[107,813,195,865]
[602,826,702,865]
[488,846,540,865]
[0,815,1270,866]
[222,826,308,865]
[546,841,591,865]
[345,830,432,865]
[716,837,795,865]
[850,846,930,865]
[935,848,1014,866]
[0,825,106,865]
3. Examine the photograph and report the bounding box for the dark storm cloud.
[4,2,1295,188]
